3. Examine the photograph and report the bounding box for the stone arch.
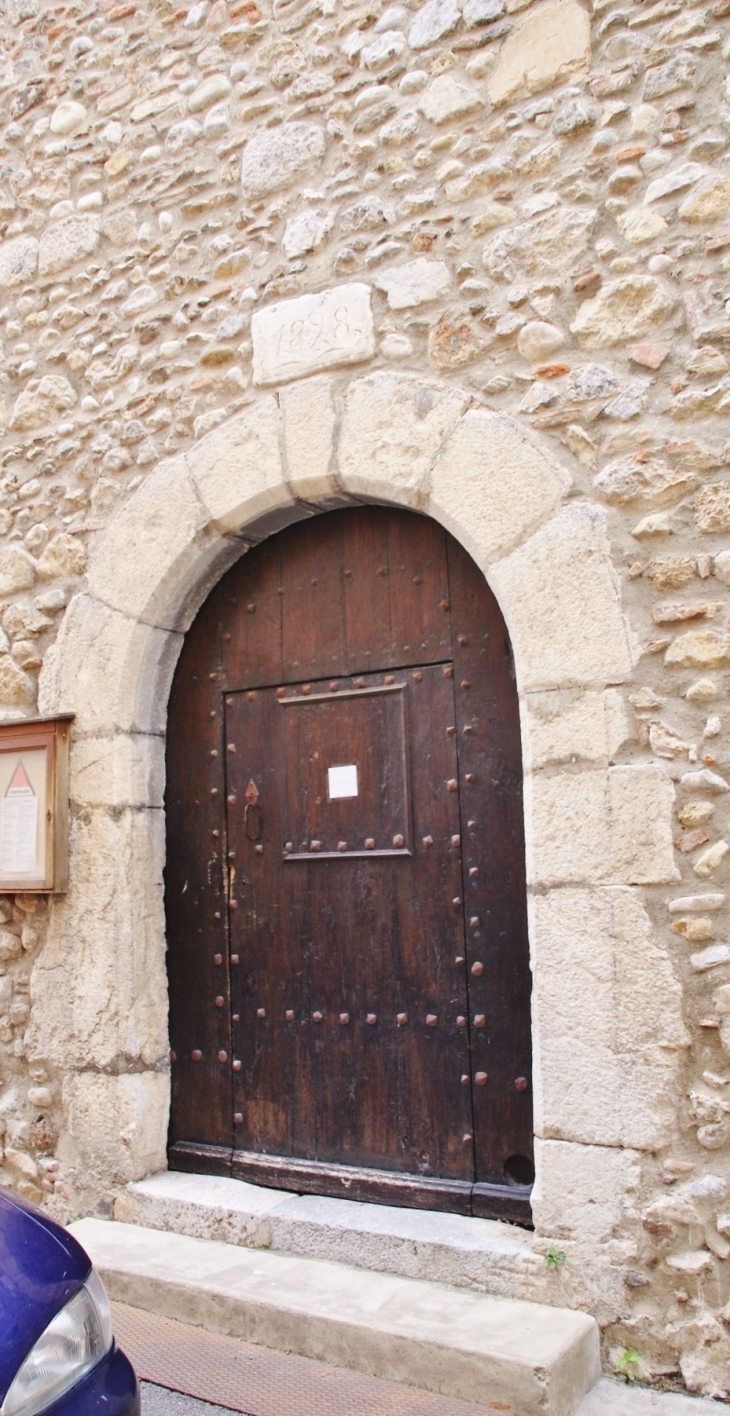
[29,370,686,1259]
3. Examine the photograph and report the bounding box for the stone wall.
[0,0,730,1393]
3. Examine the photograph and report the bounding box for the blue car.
[0,1186,139,1416]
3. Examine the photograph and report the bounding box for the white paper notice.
[328,764,358,800]
[1,759,37,873]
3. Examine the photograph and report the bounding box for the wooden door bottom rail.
[168,1142,532,1226]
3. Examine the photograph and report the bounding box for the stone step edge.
[71,1217,601,1416]
[115,1170,555,1305]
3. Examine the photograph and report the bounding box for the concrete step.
[71,1217,600,1416]
[115,1171,553,1304]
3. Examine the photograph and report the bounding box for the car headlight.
[0,1268,113,1416]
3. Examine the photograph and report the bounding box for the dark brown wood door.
[166,508,533,1223]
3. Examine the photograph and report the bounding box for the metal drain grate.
[111,1302,513,1416]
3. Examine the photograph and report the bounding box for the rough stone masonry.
[3,0,730,1395]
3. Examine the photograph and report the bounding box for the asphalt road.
[142,1381,247,1416]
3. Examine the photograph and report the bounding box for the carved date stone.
[252,283,375,386]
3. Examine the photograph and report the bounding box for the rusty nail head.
[255,843,264,854]
[212,829,219,838]
[446,726,456,737]
[463,726,473,737]
[365,838,375,850]
[234,1112,243,1123]
[228,850,236,860]
[339,1012,350,1024]
[456,1015,466,1028]
[468,819,477,829]
[367,1013,377,1025]
[384,674,395,684]
[475,1071,488,1086]
[232,1013,240,1023]
[458,634,468,646]
[209,672,217,681]
[229,899,238,910]
[515,1076,528,1091]
[354,676,366,687]
[470,917,480,928]
[247,603,256,614]
[277,686,286,698]
[460,1074,469,1086]
[469,866,479,877]
[222,632,231,643]
[393,833,404,848]
[397,1012,407,1025]
[227,794,236,805]
[210,748,218,758]
[413,576,422,585]
[465,773,475,784]
[312,1011,323,1022]
[422,835,434,847]
[170,1050,177,1063]
[286,1010,295,1021]
[246,691,256,701]
[455,954,465,965]
[412,671,422,682]
[329,681,339,692]
[443,665,453,678]
[215,996,224,1007]
[218,1050,228,1062]
[451,835,461,848]
[211,787,218,797]
[311,840,322,852]
[471,961,484,977]
[338,840,347,852]
[257,1008,265,1019]
[227,743,236,753]
[192,1049,202,1061]
[446,779,457,791]
[233,1060,242,1071]
[302,684,311,695]
[463,1133,473,1144]
[453,896,462,906]
[214,911,221,920]
[461,680,470,690]
[210,710,216,719]
[344,569,353,578]
[440,599,450,611]
[231,953,239,964]
[214,952,222,965]
[284,842,293,853]
[426,1014,438,1027]
[474,1014,486,1028]
[378,567,388,577]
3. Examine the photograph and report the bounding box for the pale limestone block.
[10,374,77,432]
[375,259,451,310]
[70,734,166,811]
[532,1140,641,1244]
[523,689,628,771]
[38,215,100,277]
[28,808,168,1074]
[608,765,679,885]
[240,122,326,203]
[60,1071,169,1185]
[487,0,591,107]
[280,376,338,503]
[428,408,570,567]
[531,887,688,1148]
[187,397,292,535]
[337,371,467,508]
[252,284,374,385]
[87,455,212,625]
[489,503,636,693]
[417,74,483,125]
[38,594,180,735]
[0,235,38,288]
[527,769,610,889]
[571,276,676,348]
[50,100,88,136]
[35,533,86,580]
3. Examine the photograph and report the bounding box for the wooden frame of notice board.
[0,716,72,894]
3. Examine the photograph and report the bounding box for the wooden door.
[166,508,533,1223]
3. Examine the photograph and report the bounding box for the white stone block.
[375,258,451,310]
[187,396,292,534]
[487,0,591,107]
[280,375,339,504]
[70,733,166,811]
[60,1071,169,1185]
[532,1140,641,1245]
[429,408,570,568]
[337,371,467,507]
[523,689,628,771]
[531,887,688,1148]
[38,593,180,735]
[87,454,214,626]
[28,807,169,1073]
[489,502,636,692]
[529,764,677,888]
[252,284,375,386]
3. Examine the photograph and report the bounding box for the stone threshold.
[115,1170,555,1305]
[71,1216,601,1416]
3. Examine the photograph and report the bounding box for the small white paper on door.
[327,764,358,799]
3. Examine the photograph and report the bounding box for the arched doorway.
[164,505,533,1224]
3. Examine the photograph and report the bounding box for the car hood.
[0,1188,91,1401]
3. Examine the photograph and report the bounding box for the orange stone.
[629,343,670,370]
